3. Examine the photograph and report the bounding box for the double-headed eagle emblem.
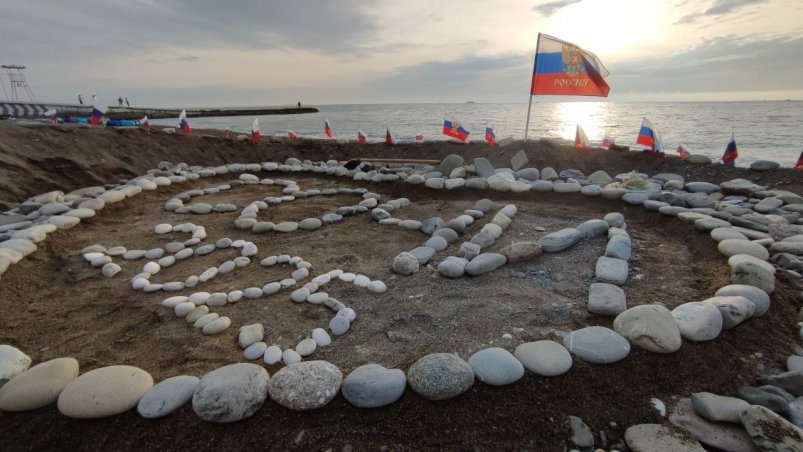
[561,43,584,77]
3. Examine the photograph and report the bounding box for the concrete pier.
[0,101,318,119]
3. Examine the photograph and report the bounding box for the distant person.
[297,101,301,108]
[118,97,123,107]
[125,97,130,107]
[92,94,96,102]
[78,94,83,105]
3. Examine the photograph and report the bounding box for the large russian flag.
[636,117,655,149]
[531,34,610,97]
[443,118,469,141]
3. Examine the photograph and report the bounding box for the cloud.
[608,35,803,94]
[676,0,767,24]
[533,0,583,16]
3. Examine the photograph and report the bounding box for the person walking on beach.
[118,97,123,107]
[125,97,130,107]
[78,94,83,105]
[297,101,301,108]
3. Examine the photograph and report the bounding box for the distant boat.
[466,101,475,104]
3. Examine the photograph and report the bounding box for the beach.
[0,123,802,450]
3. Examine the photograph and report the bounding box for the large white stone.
[57,365,153,418]
[0,345,32,382]
[671,302,723,341]
[513,341,572,376]
[137,375,199,419]
[0,357,79,411]
[614,305,682,353]
[192,363,269,423]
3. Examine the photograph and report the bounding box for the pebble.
[465,253,507,276]
[514,341,572,376]
[499,242,542,264]
[739,405,803,451]
[102,263,121,277]
[57,365,153,418]
[407,353,474,400]
[274,222,299,232]
[690,392,751,424]
[438,256,469,278]
[299,218,323,230]
[174,302,196,317]
[703,296,756,329]
[268,361,343,411]
[0,357,79,411]
[671,302,723,341]
[263,346,283,365]
[718,239,770,260]
[715,284,771,316]
[367,280,387,293]
[312,328,332,347]
[605,235,632,261]
[468,347,524,386]
[710,227,748,242]
[563,326,630,364]
[192,363,269,423]
[588,283,627,316]
[296,339,317,357]
[613,305,682,353]
[393,252,421,275]
[539,228,583,252]
[625,423,706,452]
[137,375,199,419]
[595,256,629,285]
[202,316,232,335]
[330,316,351,335]
[729,254,776,294]
[282,349,302,365]
[123,249,147,260]
[243,342,268,360]
[342,364,407,409]
[238,324,264,348]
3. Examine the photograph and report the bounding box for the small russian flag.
[443,117,469,142]
[796,151,803,170]
[251,118,260,143]
[484,125,495,147]
[357,130,366,144]
[415,134,424,143]
[288,130,299,141]
[324,118,333,138]
[636,117,655,150]
[179,110,191,135]
[385,128,394,146]
[676,144,690,160]
[602,134,615,149]
[574,124,590,153]
[140,115,151,131]
[90,99,107,125]
[722,133,738,168]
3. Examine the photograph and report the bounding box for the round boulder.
[58,365,153,418]
[268,360,342,411]
[407,353,474,400]
[341,364,406,409]
[613,305,682,353]
[192,363,269,423]
[467,348,524,386]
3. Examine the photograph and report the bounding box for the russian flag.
[574,124,590,153]
[385,128,394,146]
[796,151,803,170]
[722,133,738,168]
[288,130,299,141]
[676,144,690,160]
[443,118,469,141]
[531,34,610,97]
[179,109,191,135]
[415,134,424,143]
[251,118,260,143]
[357,129,367,144]
[324,118,333,138]
[140,115,151,131]
[601,134,615,149]
[651,131,665,157]
[89,99,107,125]
[485,126,496,147]
[636,117,655,150]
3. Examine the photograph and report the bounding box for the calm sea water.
[152,101,803,166]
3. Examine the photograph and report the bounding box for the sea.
[152,101,803,167]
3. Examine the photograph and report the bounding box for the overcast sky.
[2,0,802,106]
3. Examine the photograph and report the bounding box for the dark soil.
[0,122,802,451]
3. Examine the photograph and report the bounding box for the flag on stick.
[676,144,690,160]
[288,130,299,142]
[90,99,107,125]
[484,125,496,147]
[324,118,333,138]
[795,151,803,170]
[443,117,469,141]
[179,110,191,135]
[574,124,590,153]
[140,115,151,131]
[530,34,610,97]
[636,117,655,150]
[357,130,367,144]
[601,134,615,149]
[385,128,394,146]
[722,133,738,168]
[415,134,424,143]
[251,118,260,143]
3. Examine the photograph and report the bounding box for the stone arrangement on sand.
[1,151,803,450]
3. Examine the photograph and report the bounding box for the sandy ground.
[0,122,802,451]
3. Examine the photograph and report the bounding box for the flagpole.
[524,33,541,142]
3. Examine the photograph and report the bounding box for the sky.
[2,0,802,107]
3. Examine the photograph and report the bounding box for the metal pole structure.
[524,33,541,142]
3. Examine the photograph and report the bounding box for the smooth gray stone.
[596,257,628,284]
[710,227,748,243]
[540,167,558,181]
[751,160,780,171]
[621,192,649,205]
[432,228,459,244]
[559,169,584,180]
[425,235,449,252]
[605,235,632,261]
[539,228,583,252]
[755,197,784,213]
[465,177,488,190]
[657,192,687,206]
[408,246,436,265]
[626,424,707,452]
[421,217,444,234]
[515,168,540,181]
[474,199,494,213]
[715,284,770,317]
[436,154,466,176]
[274,222,299,232]
[407,353,474,400]
[138,376,199,419]
[468,348,524,386]
[683,192,717,209]
[604,212,625,228]
[577,219,609,239]
[737,386,791,415]
[192,363,269,423]
[587,170,613,186]
[580,184,602,196]
[145,248,164,259]
[704,296,756,329]
[644,200,669,211]
[499,241,542,263]
[465,253,506,276]
[671,302,723,341]
[569,415,594,448]
[268,361,342,411]
[123,250,147,260]
[337,206,357,216]
[588,283,627,316]
[322,213,343,224]
[740,405,803,451]
[531,180,554,192]
[470,230,495,248]
[691,392,751,424]
[215,238,232,249]
[299,218,322,230]
[341,364,406,409]
[445,219,466,234]
[759,371,803,397]
[613,304,682,353]
[463,209,484,219]
[563,326,630,364]
[392,252,420,275]
[668,398,755,452]
[686,181,721,194]
[458,242,481,260]
[759,385,796,403]
[437,256,468,278]
[195,244,216,256]
[509,150,529,171]
[513,341,572,376]
[721,179,767,196]
[473,158,496,178]
[659,205,689,216]
[398,219,423,230]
